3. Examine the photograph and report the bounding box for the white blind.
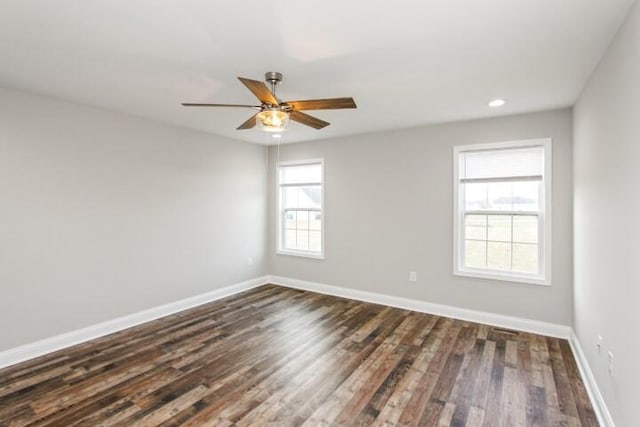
[460,146,544,181]
[280,163,322,184]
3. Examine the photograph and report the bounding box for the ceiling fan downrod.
[265,71,283,102]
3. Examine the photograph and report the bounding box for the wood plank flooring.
[0,285,597,426]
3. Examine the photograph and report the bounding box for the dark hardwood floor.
[0,285,597,426]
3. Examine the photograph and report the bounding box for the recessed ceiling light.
[272,134,282,139]
[488,99,505,107]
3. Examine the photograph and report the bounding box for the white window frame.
[453,138,552,286]
[277,159,325,259]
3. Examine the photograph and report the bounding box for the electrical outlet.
[597,335,603,354]
[248,257,253,266]
[607,351,614,376]
[409,271,417,282]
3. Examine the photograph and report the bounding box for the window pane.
[280,163,322,184]
[487,242,511,270]
[468,180,540,213]
[309,212,322,231]
[282,186,321,209]
[512,181,539,211]
[488,215,511,242]
[465,240,486,268]
[296,230,309,250]
[285,230,296,249]
[309,231,321,252]
[487,182,513,211]
[513,215,538,243]
[282,187,299,209]
[464,183,487,210]
[297,186,321,209]
[465,215,486,240]
[296,210,309,230]
[285,211,296,229]
[308,187,321,206]
[513,243,538,273]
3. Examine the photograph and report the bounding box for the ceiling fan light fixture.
[257,109,289,132]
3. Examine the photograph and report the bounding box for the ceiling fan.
[181,72,357,132]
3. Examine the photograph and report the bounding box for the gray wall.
[574,1,640,425]
[268,109,573,325]
[0,88,268,351]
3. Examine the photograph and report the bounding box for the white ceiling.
[0,0,634,145]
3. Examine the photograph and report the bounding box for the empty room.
[1,1,638,426]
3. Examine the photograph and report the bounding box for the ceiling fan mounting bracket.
[264,71,283,85]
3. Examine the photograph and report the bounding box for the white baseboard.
[569,330,614,427]
[268,275,571,339]
[0,275,270,370]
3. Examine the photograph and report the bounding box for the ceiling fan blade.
[237,77,278,105]
[237,113,258,130]
[289,111,330,129]
[285,97,357,111]
[181,103,259,108]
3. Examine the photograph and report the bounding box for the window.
[453,139,551,285]
[277,160,324,258]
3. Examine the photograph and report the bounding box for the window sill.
[454,268,550,287]
[277,250,325,260]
